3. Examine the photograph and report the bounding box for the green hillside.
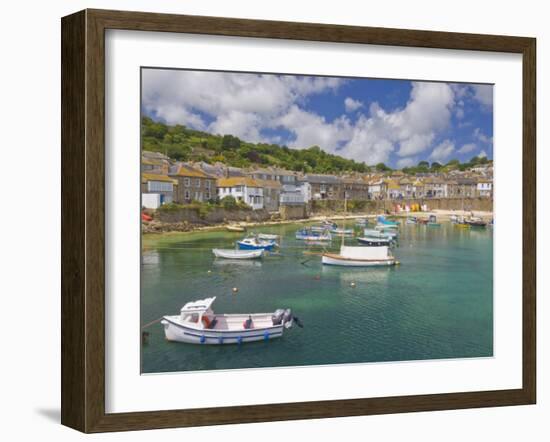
[141,116,492,174]
[141,117,370,174]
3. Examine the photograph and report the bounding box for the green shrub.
[220,195,238,210]
[157,202,186,212]
[236,200,252,211]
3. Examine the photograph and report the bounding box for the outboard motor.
[271,309,285,326]
[283,309,293,329]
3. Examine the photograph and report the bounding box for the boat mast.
[341,192,347,250]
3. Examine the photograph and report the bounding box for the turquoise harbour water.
[141,221,493,373]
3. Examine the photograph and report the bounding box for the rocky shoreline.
[142,209,493,235]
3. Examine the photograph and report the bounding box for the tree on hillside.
[375,162,391,172]
[221,134,241,150]
[446,159,460,167]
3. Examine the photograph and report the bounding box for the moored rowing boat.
[212,248,263,259]
[226,225,246,232]
[322,245,397,267]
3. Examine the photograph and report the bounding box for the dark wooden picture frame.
[61,8,536,433]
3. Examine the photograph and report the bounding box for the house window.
[205,180,211,189]
[206,191,211,200]
[196,178,201,187]
[184,178,191,187]
[184,190,190,200]
[148,181,173,192]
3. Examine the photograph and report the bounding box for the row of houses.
[140,151,493,211]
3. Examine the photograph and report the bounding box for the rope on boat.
[141,317,163,329]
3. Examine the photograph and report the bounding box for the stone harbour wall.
[156,207,272,225]
[309,197,492,214]
[279,204,308,220]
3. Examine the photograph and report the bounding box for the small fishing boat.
[427,215,441,227]
[161,297,301,345]
[257,233,279,240]
[375,223,399,231]
[296,228,332,241]
[237,237,277,251]
[322,197,398,267]
[330,227,354,237]
[311,221,336,232]
[310,225,327,232]
[212,248,263,259]
[357,236,392,246]
[455,220,470,228]
[322,245,397,267]
[465,216,487,228]
[226,225,246,232]
[377,215,400,226]
[364,228,397,239]
[406,216,418,225]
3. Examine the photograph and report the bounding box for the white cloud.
[396,157,416,169]
[344,97,363,112]
[458,143,477,154]
[472,85,493,108]
[143,71,460,165]
[478,149,488,158]
[337,82,455,164]
[276,105,352,151]
[473,127,493,145]
[142,69,343,143]
[429,139,455,163]
[397,133,435,157]
[393,82,455,156]
[450,84,469,99]
[209,110,263,142]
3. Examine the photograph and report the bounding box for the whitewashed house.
[298,181,312,204]
[217,177,264,210]
[141,173,177,208]
[476,179,493,198]
[367,179,387,200]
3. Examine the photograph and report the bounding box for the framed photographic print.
[61,9,536,433]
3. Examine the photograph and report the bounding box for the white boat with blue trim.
[212,248,263,259]
[364,228,397,239]
[237,236,277,251]
[257,233,279,240]
[161,297,300,345]
[322,245,397,267]
[295,228,332,241]
[330,227,354,236]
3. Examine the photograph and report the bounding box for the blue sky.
[142,69,493,168]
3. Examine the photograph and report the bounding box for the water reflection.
[212,259,263,269]
[322,265,392,286]
[142,221,493,373]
